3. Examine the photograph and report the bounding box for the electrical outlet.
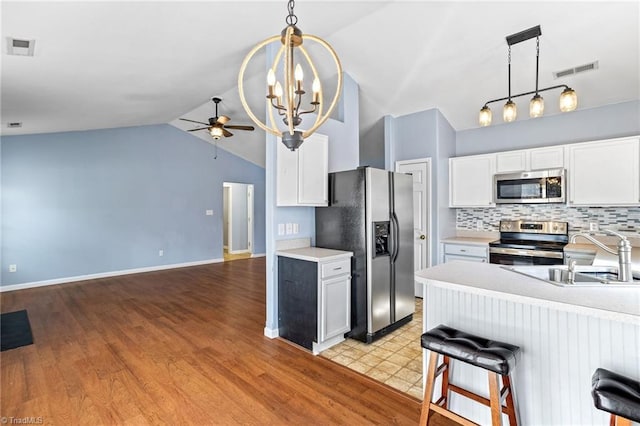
[9,264,17,273]
[293,223,299,234]
[286,223,293,235]
[589,222,599,231]
[476,220,483,230]
[205,210,214,216]
[159,250,164,257]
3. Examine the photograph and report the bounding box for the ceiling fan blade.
[224,125,255,131]
[217,115,230,125]
[180,118,209,125]
[187,127,210,132]
[223,129,233,137]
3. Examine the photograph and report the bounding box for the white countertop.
[276,247,353,263]
[416,261,640,324]
[440,236,496,246]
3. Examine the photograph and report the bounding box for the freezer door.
[370,255,391,333]
[365,168,392,334]
[392,172,415,321]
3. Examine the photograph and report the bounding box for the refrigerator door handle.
[391,212,400,263]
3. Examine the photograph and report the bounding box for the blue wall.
[384,108,457,265]
[230,183,249,252]
[456,100,640,156]
[1,124,265,287]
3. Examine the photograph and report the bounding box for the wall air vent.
[7,37,35,56]
[553,61,599,79]
[8,122,23,128]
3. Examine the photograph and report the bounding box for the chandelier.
[479,25,578,127]
[238,0,343,151]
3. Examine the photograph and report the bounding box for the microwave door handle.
[541,178,547,199]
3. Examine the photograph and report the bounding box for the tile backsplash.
[457,205,640,232]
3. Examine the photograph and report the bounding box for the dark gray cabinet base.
[278,257,317,350]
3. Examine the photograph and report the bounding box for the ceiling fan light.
[479,105,492,127]
[503,100,517,122]
[559,87,578,112]
[210,127,223,139]
[529,94,544,118]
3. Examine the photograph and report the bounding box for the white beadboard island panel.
[416,262,640,426]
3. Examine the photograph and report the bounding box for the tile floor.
[321,298,424,399]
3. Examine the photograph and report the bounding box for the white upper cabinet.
[449,154,496,207]
[495,146,565,173]
[568,136,640,206]
[495,150,527,173]
[529,146,565,170]
[277,133,329,206]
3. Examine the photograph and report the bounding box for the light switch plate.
[205,210,214,216]
[293,223,299,234]
[278,224,285,236]
[286,223,293,235]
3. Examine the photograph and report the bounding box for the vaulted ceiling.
[2,1,638,167]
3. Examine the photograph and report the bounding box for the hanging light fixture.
[479,25,577,127]
[238,0,343,151]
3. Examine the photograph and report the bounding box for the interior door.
[396,160,430,298]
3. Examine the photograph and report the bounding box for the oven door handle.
[489,247,564,259]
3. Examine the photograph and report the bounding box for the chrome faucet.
[569,229,633,282]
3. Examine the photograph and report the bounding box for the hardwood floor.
[1,258,449,425]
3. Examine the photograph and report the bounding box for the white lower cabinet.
[278,254,351,354]
[442,243,488,263]
[320,274,351,342]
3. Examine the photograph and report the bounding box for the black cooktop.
[489,239,567,252]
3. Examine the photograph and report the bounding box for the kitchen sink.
[503,265,640,287]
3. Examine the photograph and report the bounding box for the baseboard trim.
[251,253,266,258]
[264,326,279,339]
[0,258,224,293]
[229,249,251,255]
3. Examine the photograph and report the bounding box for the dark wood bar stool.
[591,368,640,426]
[419,324,521,426]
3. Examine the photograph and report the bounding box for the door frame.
[223,182,254,255]
[395,157,433,268]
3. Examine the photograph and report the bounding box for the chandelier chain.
[286,0,298,26]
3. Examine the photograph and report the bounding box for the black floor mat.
[1,310,34,351]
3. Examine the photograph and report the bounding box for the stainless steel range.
[489,220,568,265]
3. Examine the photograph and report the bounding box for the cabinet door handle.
[460,249,466,252]
[333,267,342,271]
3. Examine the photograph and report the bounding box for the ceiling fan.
[180,97,255,140]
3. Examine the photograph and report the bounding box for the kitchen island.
[415,261,640,425]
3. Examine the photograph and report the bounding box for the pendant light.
[503,45,517,123]
[238,0,343,151]
[479,25,578,127]
[529,37,545,118]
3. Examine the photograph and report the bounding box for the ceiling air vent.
[553,61,599,79]
[7,37,35,56]
[8,122,22,128]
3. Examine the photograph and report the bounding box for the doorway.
[222,182,254,262]
[395,159,432,298]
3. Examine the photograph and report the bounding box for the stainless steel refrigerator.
[315,167,414,343]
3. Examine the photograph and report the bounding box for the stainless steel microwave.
[494,169,565,204]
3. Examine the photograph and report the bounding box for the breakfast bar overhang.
[415,261,640,425]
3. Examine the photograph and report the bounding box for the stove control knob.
[553,225,558,231]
